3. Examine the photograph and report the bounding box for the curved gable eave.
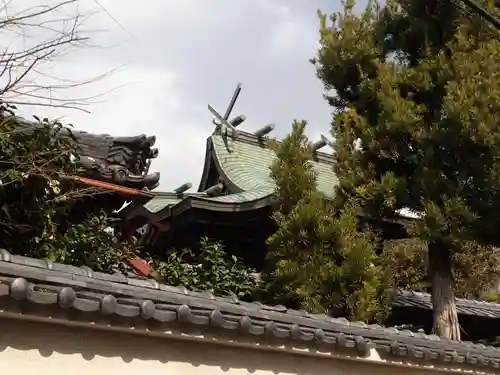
[198,137,216,192]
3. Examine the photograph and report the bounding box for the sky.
[4,0,340,191]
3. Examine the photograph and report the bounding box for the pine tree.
[313,0,500,339]
[264,120,390,322]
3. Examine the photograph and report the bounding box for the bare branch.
[4,100,91,113]
[0,0,119,112]
[0,1,77,28]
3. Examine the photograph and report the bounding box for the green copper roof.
[142,130,337,215]
[211,132,337,197]
[144,194,184,213]
[143,188,273,214]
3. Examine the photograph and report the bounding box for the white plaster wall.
[0,318,456,375]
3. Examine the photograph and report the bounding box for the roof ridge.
[233,130,335,165]
[396,289,500,309]
[0,248,339,317]
[0,250,479,335]
[2,248,500,369]
[150,187,272,199]
[150,191,208,198]
[0,249,399,326]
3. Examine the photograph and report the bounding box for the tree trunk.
[428,240,460,340]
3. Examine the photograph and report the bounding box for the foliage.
[0,104,75,250]
[313,0,500,338]
[42,212,138,273]
[383,239,500,299]
[382,239,428,292]
[269,120,317,214]
[264,120,390,323]
[0,103,137,272]
[151,238,261,299]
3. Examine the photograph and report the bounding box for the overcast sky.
[8,0,340,191]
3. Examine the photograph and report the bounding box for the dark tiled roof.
[394,290,500,319]
[0,249,500,370]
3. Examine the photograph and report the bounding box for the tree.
[313,0,500,339]
[264,120,390,322]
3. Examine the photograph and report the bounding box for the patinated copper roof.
[136,129,336,217]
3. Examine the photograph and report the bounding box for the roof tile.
[0,249,499,369]
[394,290,500,318]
